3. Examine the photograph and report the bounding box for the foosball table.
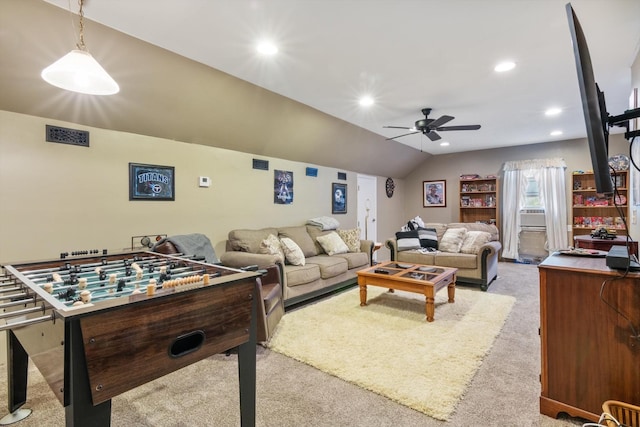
[0,251,261,426]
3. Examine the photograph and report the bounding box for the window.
[524,175,543,209]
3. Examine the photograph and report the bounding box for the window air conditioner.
[520,209,546,228]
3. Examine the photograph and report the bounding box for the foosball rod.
[22,257,187,283]
[51,270,210,306]
[0,297,39,310]
[0,313,55,333]
[0,292,29,302]
[44,265,196,296]
[58,270,211,305]
[0,304,47,320]
[14,254,162,277]
[0,285,24,294]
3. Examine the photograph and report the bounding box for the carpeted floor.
[268,286,515,420]
[0,261,587,426]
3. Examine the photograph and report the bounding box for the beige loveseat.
[220,225,374,307]
[385,222,501,291]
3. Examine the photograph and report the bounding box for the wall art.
[332,182,347,214]
[423,180,446,207]
[274,170,294,204]
[129,163,175,201]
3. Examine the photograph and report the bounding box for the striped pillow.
[395,231,421,251]
[416,227,438,249]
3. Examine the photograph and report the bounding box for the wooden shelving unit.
[459,177,499,229]
[571,170,629,239]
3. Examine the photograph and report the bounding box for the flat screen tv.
[566,3,614,195]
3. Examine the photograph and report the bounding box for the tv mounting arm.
[608,107,640,140]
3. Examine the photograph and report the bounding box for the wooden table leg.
[359,282,368,306]
[425,289,435,322]
[447,278,456,303]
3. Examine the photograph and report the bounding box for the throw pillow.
[280,237,306,266]
[416,227,438,249]
[316,232,350,256]
[460,230,492,254]
[258,234,285,263]
[278,226,317,257]
[395,230,421,251]
[337,228,361,252]
[306,226,333,254]
[438,228,467,253]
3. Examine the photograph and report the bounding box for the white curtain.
[502,158,568,259]
[632,138,640,206]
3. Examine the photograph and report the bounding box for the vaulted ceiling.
[1,0,639,178]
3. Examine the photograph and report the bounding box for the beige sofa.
[220,225,374,307]
[385,222,501,291]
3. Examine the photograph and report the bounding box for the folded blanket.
[307,216,340,230]
[153,233,219,264]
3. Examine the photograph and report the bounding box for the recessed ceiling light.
[440,142,450,147]
[256,41,278,55]
[545,107,562,116]
[494,61,516,72]
[359,96,374,107]
[550,130,563,136]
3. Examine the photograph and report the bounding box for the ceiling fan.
[384,108,481,141]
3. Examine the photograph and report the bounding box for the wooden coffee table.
[357,261,457,322]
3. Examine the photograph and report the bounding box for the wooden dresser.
[538,254,640,422]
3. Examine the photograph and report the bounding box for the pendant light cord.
[66,0,86,51]
[76,0,86,51]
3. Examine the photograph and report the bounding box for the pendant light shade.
[41,49,119,95]
[41,0,119,96]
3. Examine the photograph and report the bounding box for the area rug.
[268,286,516,421]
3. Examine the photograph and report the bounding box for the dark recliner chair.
[152,233,284,343]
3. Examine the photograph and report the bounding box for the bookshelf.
[571,170,629,239]
[459,177,499,229]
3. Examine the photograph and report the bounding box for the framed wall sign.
[129,163,175,201]
[423,180,446,207]
[332,182,347,214]
[274,170,294,204]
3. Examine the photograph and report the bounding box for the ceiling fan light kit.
[384,108,480,142]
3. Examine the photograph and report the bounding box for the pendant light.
[41,0,119,95]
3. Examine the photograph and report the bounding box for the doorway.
[357,175,377,256]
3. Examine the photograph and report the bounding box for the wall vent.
[337,172,347,180]
[46,125,89,147]
[252,159,269,170]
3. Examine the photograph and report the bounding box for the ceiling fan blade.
[383,126,412,130]
[386,131,419,140]
[427,115,454,129]
[425,131,441,141]
[437,125,481,131]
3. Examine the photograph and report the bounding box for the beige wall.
[0,110,407,264]
[404,134,631,240]
[1,109,634,264]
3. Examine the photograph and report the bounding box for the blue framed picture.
[274,170,294,204]
[129,163,175,201]
[332,183,347,214]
